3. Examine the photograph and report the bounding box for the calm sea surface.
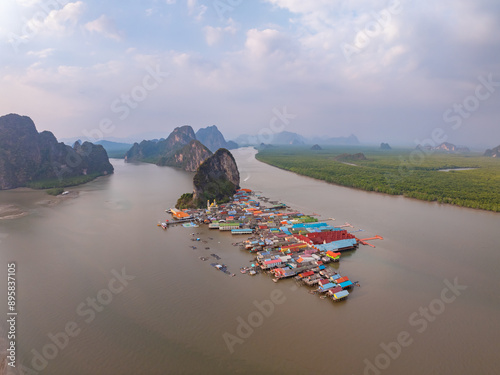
[1,148,499,375]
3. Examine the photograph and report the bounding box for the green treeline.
[176,193,195,209]
[256,146,500,212]
[46,187,65,196]
[26,173,102,189]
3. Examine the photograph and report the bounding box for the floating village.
[160,189,383,303]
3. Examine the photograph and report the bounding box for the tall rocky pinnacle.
[124,125,215,171]
[125,125,196,162]
[176,148,240,208]
[193,148,240,205]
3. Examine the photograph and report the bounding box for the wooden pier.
[359,235,384,247]
[164,218,194,226]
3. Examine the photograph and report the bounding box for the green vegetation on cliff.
[176,148,240,209]
[192,149,240,207]
[176,193,195,209]
[27,173,102,189]
[256,146,500,212]
[192,176,236,207]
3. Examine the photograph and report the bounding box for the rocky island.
[484,145,500,158]
[125,125,214,172]
[176,148,240,209]
[157,140,212,172]
[0,114,113,190]
[125,125,196,162]
[416,142,470,153]
[380,142,392,150]
[124,125,238,172]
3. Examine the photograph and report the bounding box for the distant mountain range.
[416,142,470,153]
[311,134,360,145]
[233,131,360,146]
[68,128,362,152]
[60,125,238,171]
[95,140,133,151]
[124,125,235,172]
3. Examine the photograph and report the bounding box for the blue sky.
[1,0,499,148]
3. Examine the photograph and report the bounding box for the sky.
[0,0,499,148]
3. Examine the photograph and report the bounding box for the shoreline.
[0,191,79,220]
[255,156,500,214]
[0,204,28,220]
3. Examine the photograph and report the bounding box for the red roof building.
[306,230,356,244]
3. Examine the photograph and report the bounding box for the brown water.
[0,148,499,375]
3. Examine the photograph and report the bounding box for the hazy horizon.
[56,129,492,152]
[1,1,499,148]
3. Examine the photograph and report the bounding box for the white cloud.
[26,1,85,34]
[204,19,237,46]
[1,0,499,145]
[84,15,122,41]
[187,0,207,21]
[27,48,55,58]
[15,60,123,87]
[448,2,500,44]
[187,0,196,12]
[204,26,222,46]
[244,28,296,60]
